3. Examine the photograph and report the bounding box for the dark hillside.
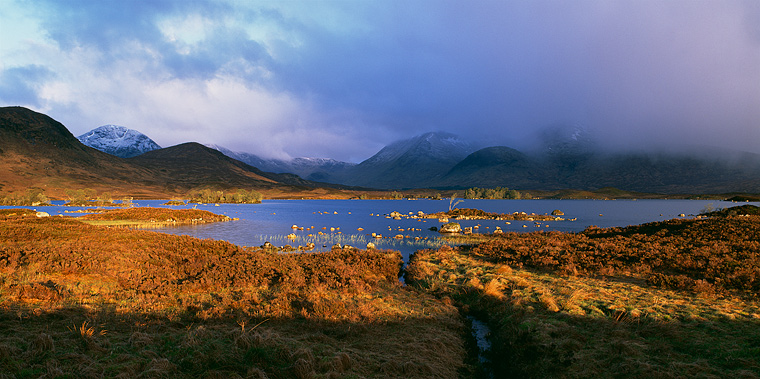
[129,142,317,189]
[436,146,546,189]
[0,107,337,197]
[0,106,157,193]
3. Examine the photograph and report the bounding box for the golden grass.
[0,213,474,378]
[407,244,760,378]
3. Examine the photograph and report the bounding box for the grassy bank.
[0,213,474,378]
[406,212,760,377]
[78,207,234,228]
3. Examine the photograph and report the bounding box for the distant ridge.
[0,106,342,197]
[129,142,315,189]
[206,145,355,182]
[4,106,760,195]
[337,132,478,189]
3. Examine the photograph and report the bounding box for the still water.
[10,199,748,261]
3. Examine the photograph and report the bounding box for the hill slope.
[435,146,545,189]
[339,132,478,189]
[0,106,158,194]
[128,142,315,190]
[434,146,760,193]
[0,107,327,197]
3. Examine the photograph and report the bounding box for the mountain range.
[11,106,760,195]
[205,145,356,182]
[0,106,351,198]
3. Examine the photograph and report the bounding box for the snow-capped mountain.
[206,145,355,182]
[77,125,161,158]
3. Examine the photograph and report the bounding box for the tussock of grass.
[0,215,473,377]
[406,216,760,378]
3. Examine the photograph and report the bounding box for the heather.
[0,213,473,378]
[406,213,760,378]
[79,207,233,226]
[468,214,760,294]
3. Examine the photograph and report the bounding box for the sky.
[1,0,759,162]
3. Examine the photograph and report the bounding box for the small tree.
[449,193,463,211]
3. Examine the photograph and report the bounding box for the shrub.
[188,189,263,204]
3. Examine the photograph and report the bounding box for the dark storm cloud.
[2,0,759,160]
[270,1,760,153]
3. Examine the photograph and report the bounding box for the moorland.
[2,106,760,377]
[1,205,759,377]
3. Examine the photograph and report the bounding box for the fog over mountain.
[1,1,758,161]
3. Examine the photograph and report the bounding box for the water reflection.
[2,199,748,262]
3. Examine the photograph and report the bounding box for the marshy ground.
[1,206,759,377]
[407,206,760,378]
[0,209,474,378]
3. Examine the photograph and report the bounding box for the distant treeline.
[188,189,263,204]
[0,188,51,206]
[463,187,524,199]
[65,189,133,207]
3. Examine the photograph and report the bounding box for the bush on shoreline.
[188,188,263,204]
[0,188,51,206]
[464,186,523,199]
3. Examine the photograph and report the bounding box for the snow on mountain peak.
[78,125,161,158]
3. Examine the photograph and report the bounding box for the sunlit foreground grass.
[406,214,760,378]
[0,211,475,378]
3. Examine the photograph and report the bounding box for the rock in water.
[439,222,462,234]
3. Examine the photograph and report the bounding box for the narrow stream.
[467,315,494,378]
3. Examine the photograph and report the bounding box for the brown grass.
[469,215,760,295]
[406,215,760,378]
[0,213,473,378]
